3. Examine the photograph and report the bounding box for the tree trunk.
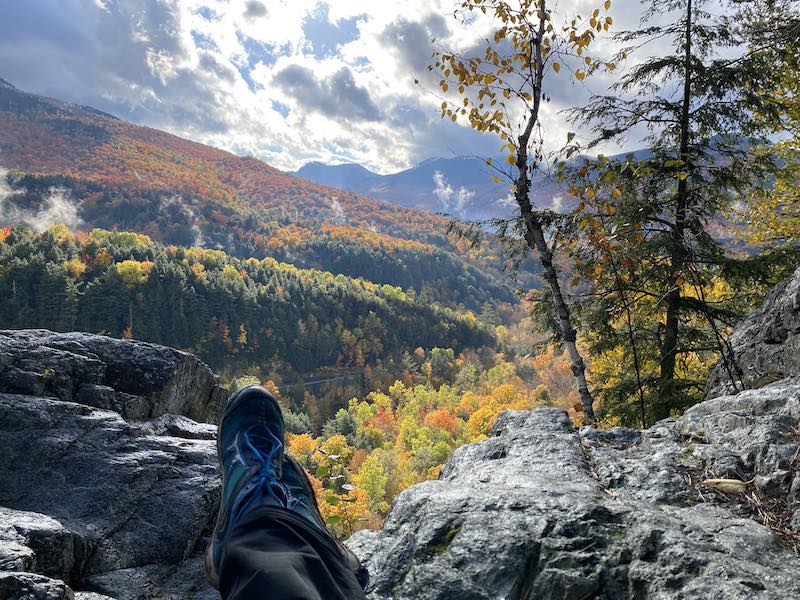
[514,0,596,423]
[659,0,692,415]
[523,216,596,422]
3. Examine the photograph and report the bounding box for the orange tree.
[425,0,618,423]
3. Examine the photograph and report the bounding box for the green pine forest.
[0,225,492,378]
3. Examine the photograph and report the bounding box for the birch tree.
[427,0,617,422]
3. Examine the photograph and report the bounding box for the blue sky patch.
[302,4,364,59]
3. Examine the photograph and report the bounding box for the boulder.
[0,329,226,423]
[707,267,800,398]
[0,330,225,599]
[84,553,219,600]
[350,398,800,599]
[0,393,222,599]
[0,572,73,600]
[0,508,78,582]
[0,394,220,576]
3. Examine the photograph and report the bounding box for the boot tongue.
[244,425,290,507]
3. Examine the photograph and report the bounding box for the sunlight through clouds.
[0,0,655,173]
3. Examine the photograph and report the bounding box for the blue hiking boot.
[205,385,287,589]
[282,455,368,584]
[283,454,327,530]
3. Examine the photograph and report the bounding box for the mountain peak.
[293,161,379,190]
[0,77,16,89]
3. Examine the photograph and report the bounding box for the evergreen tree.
[564,0,799,423]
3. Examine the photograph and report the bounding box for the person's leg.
[219,507,367,600]
[205,385,367,599]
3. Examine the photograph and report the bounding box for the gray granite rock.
[0,330,226,423]
[0,571,73,600]
[349,399,800,599]
[0,330,226,600]
[0,508,79,581]
[134,413,218,440]
[0,393,221,599]
[0,394,219,576]
[707,266,800,398]
[85,553,218,600]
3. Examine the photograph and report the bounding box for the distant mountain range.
[293,156,527,221]
[292,149,652,221]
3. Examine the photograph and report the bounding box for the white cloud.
[0,0,673,175]
[433,170,475,213]
[145,48,179,84]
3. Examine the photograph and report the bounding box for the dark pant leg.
[219,507,367,600]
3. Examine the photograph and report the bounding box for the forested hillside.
[0,225,568,534]
[0,225,492,380]
[0,80,518,309]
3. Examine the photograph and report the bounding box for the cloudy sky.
[0,0,654,174]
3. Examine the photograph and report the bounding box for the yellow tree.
[427,0,616,422]
[744,31,800,244]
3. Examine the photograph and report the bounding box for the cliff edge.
[3,269,800,598]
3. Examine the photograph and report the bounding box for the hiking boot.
[283,454,327,530]
[205,385,287,589]
[282,454,368,584]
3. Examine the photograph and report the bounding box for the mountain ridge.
[0,79,458,244]
[0,80,515,309]
[294,155,523,220]
[292,150,654,220]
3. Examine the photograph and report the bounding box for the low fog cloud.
[0,169,83,232]
[433,170,474,214]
